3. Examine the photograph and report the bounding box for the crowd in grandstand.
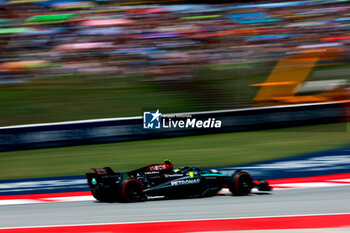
[0,0,349,82]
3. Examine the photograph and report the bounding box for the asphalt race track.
[1,186,350,229]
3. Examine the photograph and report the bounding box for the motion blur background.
[0,0,349,179]
[0,0,349,126]
[0,3,350,232]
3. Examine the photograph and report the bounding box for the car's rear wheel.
[229,171,253,196]
[119,178,144,202]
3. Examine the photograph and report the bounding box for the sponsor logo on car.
[171,178,200,186]
[149,164,167,171]
[145,171,161,175]
[164,174,184,178]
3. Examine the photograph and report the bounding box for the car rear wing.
[90,167,115,175]
[86,167,122,188]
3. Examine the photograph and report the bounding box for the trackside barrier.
[0,101,348,152]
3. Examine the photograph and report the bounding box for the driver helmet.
[164,159,172,165]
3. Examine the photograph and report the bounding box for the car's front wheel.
[229,171,253,196]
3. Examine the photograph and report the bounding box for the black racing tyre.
[229,172,253,196]
[119,178,144,202]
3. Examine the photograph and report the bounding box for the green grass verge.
[0,123,348,180]
[0,75,202,126]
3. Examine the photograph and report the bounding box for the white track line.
[1,177,350,206]
[1,212,350,230]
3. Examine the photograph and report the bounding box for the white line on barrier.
[0,101,345,129]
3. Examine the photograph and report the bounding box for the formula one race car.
[86,160,272,202]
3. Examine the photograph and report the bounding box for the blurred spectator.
[0,0,349,83]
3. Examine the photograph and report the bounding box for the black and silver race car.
[86,160,272,202]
